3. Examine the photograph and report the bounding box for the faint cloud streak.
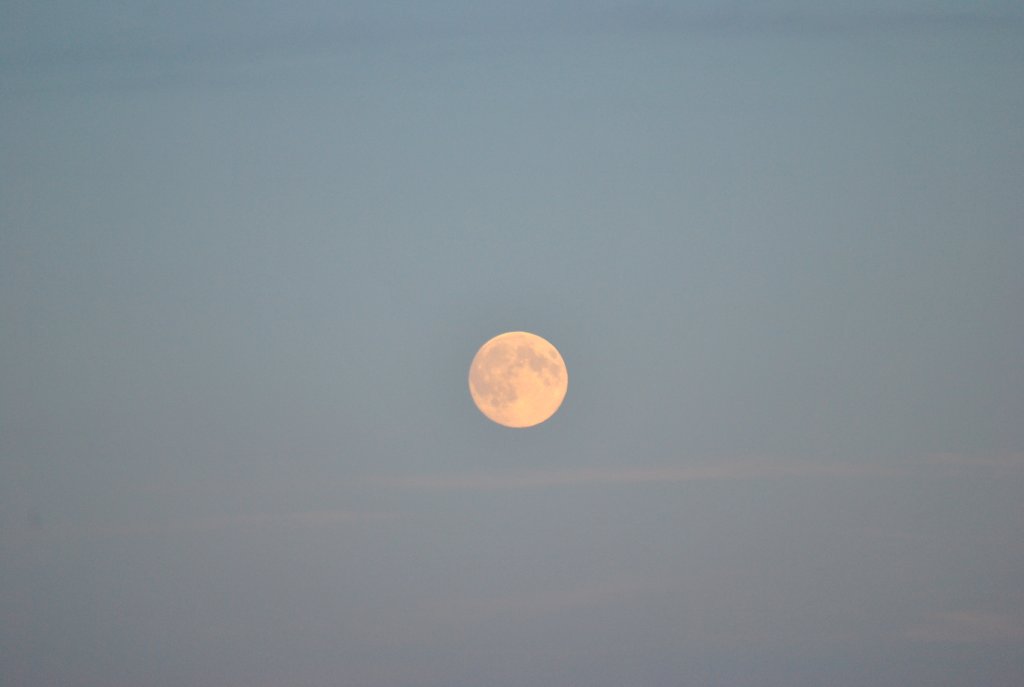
[920,452,1024,470]
[906,611,1024,644]
[365,459,891,491]
[71,509,398,538]
[422,576,656,627]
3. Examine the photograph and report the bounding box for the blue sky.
[2,2,1023,686]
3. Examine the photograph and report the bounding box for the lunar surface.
[468,331,568,428]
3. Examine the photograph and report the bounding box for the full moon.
[468,331,568,428]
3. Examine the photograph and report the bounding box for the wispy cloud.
[71,509,398,537]
[5,3,1020,78]
[421,576,657,626]
[919,452,1024,470]
[603,5,1023,35]
[364,458,890,491]
[362,451,1024,493]
[905,611,1024,644]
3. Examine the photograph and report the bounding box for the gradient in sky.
[2,2,1023,686]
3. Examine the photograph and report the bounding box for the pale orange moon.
[468,331,568,428]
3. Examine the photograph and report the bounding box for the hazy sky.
[2,2,1023,686]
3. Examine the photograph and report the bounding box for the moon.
[468,331,568,428]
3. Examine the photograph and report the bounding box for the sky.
[2,1,1023,685]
